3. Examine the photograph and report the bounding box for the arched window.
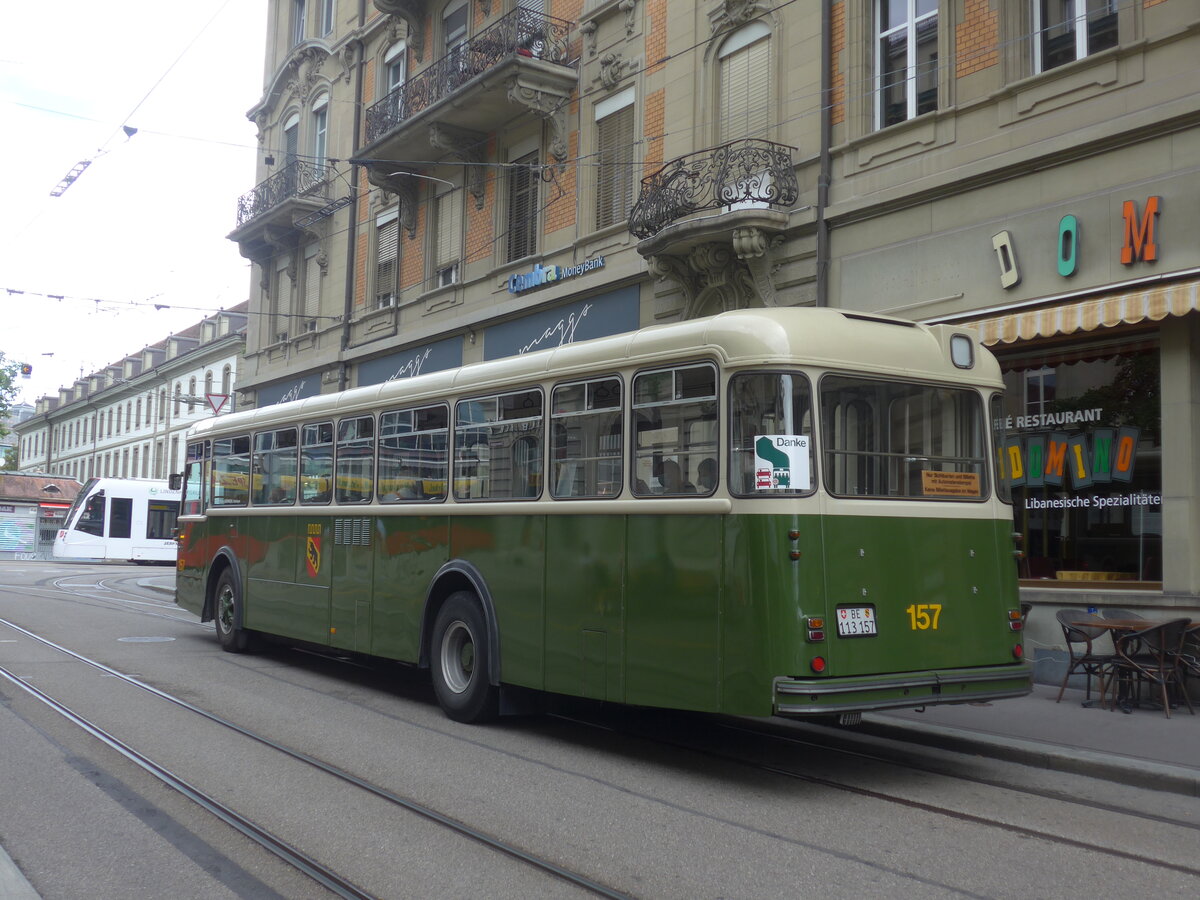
[136,398,142,428]
[174,383,182,417]
[188,377,197,411]
[205,370,214,398]
[717,22,771,143]
[222,365,232,395]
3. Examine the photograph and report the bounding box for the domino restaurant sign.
[507,256,606,294]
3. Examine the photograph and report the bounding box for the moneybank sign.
[507,257,605,294]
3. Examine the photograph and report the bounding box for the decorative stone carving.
[648,241,766,320]
[620,0,638,36]
[376,1,426,62]
[708,0,773,35]
[507,78,569,164]
[362,165,419,239]
[580,19,598,57]
[597,51,639,90]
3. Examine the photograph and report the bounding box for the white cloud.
[0,0,266,403]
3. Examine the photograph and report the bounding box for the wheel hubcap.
[217,586,234,633]
[440,620,475,694]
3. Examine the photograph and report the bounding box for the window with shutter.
[304,246,321,325]
[595,92,635,230]
[375,217,398,307]
[506,151,539,262]
[718,26,770,143]
[435,188,461,287]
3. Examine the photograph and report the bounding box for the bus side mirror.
[169,473,183,491]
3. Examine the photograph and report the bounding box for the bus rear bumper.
[773,663,1033,716]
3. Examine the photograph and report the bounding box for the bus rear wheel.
[213,570,253,653]
[431,592,498,723]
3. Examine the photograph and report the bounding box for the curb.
[855,715,1200,797]
[0,844,39,900]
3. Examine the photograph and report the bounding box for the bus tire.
[213,569,253,653]
[430,592,498,723]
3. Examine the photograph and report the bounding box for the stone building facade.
[228,2,1200,658]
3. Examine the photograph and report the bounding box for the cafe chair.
[1173,624,1200,690]
[1054,610,1115,705]
[1104,618,1194,718]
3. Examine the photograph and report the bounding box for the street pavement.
[1,574,1194,899]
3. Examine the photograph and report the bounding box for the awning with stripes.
[961,279,1200,346]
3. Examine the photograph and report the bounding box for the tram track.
[6,575,1198,892]
[551,708,1200,880]
[0,617,633,900]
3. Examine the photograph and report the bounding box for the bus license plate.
[836,606,877,637]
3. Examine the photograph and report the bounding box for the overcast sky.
[1,0,267,405]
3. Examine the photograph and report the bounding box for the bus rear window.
[821,376,987,500]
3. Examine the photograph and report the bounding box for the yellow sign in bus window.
[921,470,981,497]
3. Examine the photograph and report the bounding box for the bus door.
[329,416,376,652]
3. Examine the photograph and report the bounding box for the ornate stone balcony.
[359,7,577,207]
[228,160,333,260]
[630,140,801,319]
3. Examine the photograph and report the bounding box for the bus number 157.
[905,604,942,630]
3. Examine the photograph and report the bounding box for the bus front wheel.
[430,592,498,723]
[214,570,253,653]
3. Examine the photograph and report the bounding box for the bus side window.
[454,390,543,501]
[336,416,375,504]
[550,377,622,499]
[631,364,717,497]
[77,491,106,536]
[254,428,299,505]
[301,423,334,503]
[212,436,251,506]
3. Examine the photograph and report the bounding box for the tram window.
[253,428,299,505]
[211,436,251,506]
[729,373,815,496]
[632,364,717,496]
[379,405,449,502]
[146,502,180,539]
[821,376,987,500]
[990,393,1012,504]
[454,389,543,500]
[551,377,622,499]
[109,498,133,539]
[183,442,208,515]
[301,423,334,504]
[77,491,106,536]
[336,416,375,504]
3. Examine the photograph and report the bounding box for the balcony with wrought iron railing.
[229,159,333,258]
[362,8,576,161]
[629,140,800,242]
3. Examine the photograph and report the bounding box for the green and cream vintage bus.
[174,308,1032,723]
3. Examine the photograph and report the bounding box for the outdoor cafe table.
[1068,617,1194,711]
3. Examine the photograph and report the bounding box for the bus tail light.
[810,656,826,673]
[806,617,825,642]
[1012,643,1024,659]
[1007,608,1023,631]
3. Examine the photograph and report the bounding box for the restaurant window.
[996,340,1161,583]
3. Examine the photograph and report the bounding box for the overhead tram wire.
[46,0,237,197]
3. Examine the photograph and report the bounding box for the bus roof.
[189,308,997,439]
